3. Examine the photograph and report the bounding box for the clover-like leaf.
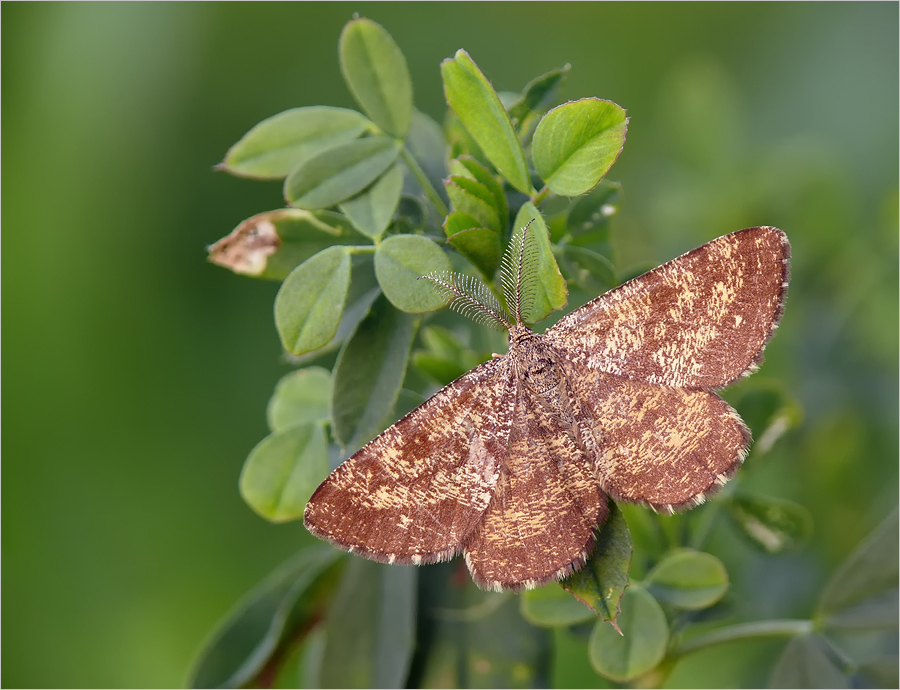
[449,227,502,281]
[726,493,813,554]
[406,110,449,203]
[566,179,621,253]
[275,246,352,356]
[507,65,571,128]
[267,367,333,433]
[222,107,371,179]
[451,156,509,232]
[412,325,484,386]
[339,18,413,138]
[731,380,802,455]
[374,234,453,313]
[818,507,899,629]
[331,294,421,450]
[561,501,632,623]
[339,164,404,240]
[240,423,329,522]
[559,244,616,293]
[521,583,595,628]
[644,549,729,610]
[285,136,401,210]
[533,98,627,197]
[588,584,668,683]
[445,176,502,234]
[441,50,533,195]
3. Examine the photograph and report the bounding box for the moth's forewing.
[463,384,608,591]
[546,227,790,389]
[304,358,516,565]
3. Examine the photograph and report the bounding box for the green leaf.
[207,209,362,281]
[444,109,488,166]
[222,107,371,179]
[533,98,627,197]
[275,246,351,356]
[315,558,416,688]
[769,634,849,689]
[239,423,329,522]
[411,352,466,387]
[441,50,534,195]
[290,254,381,364]
[267,367,333,433]
[559,244,616,293]
[561,501,632,623]
[406,110,449,204]
[412,325,482,386]
[818,507,899,628]
[284,136,401,210]
[521,583,595,628]
[445,176,501,234]
[507,65,571,127]
[588,584,668,683]
[331,294,420,449]
[443,210,481,238]
[644,549,729,610]
[514,203,567,322]
[339,18,413,138]
[188,546,343,689]
[408,562,551,688]
[566,179,621,253]
[448,227,502,280]
[374,234,453,313]
[726,493,813,554]
[731,380,802,454]
[339,164,404,240]
[453,156,509,233]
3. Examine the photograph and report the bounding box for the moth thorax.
[510,330,562,396]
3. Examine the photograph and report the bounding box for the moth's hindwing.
[568,364,750,513]
[463,383,608,591]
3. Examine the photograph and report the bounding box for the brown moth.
[304,223,790,591]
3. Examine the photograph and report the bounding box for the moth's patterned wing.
[463,383,607,591]
[304,358,516,565]
[567,363,750,512]
[546,227,790,389]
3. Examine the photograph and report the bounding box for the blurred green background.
[4,2,897,687]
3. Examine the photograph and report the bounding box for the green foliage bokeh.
[4,3,897,687]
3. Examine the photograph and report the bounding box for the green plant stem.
[401,146,449,218]
[531,185,550,206]
[348,245,377,254]
[674,619,814,657]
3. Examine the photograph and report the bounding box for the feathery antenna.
[419,271,512,330]
[500,219,539,325]
[420,218,541,331]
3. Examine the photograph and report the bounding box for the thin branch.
[674,619,814,657]
[401,146,449,218]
